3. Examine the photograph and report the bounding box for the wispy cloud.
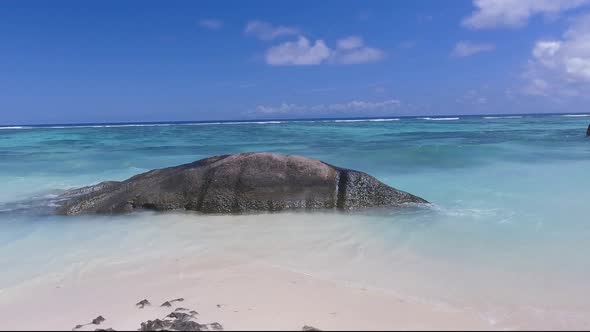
[250,100,401,116]
[456,89,488,105]
[451,41,495,57]
[462,0,589,29]
[332,36,385,64]
[337,36,364,50]
[264,35,385,66]
[245,20,299,40]
[398,40,417,49]
[199,19,223,30]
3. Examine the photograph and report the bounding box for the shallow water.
[1,114,589,328]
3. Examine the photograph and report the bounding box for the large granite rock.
[56,152,427,215]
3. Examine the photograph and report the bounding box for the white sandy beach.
[1,211,589,331]
[0,255,490,331]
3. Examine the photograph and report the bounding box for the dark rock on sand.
[160,298,184,307]
[92,316,105,325]
[169,320,204,331]
[139,318,218,331]
[166,312,192,321]
[57,152,427,215]
[209,322,223,331]
[140,319,171,331]
[302,325,322,331]
[95,329,115,331]
[136,299,151,308]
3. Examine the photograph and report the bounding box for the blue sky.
[2,0,590,124]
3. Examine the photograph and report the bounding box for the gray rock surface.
[57,152,427,215]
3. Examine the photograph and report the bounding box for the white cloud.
[332,36,385,64]
[524,13,590,96]
[337,36,364,50]
[199,19,223,30]
[265,37,331,65]
[252,100,401,116]
[451,41,496,57]
[245,20,299,40]
[462,0,589,29]
[264,35,385,66]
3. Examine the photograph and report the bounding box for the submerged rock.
[57,152,427,215]
[587,124,590,136]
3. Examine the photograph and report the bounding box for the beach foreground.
[1,211,589,331]
[0,250,490,331]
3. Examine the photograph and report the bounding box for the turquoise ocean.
[1,114,589,328]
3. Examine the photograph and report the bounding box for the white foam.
[562,114,590,117]
[369,118,400,122]
[334,118,400,123]
[185,121,283,125]
[483,116,523,119]
[0,126,32,130]
[420,117,460,121]
[2,122,288,130]
[44,124,173,129]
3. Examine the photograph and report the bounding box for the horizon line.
[2,111,590,127]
